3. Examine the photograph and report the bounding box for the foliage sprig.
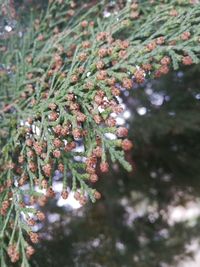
[1,0,200,265]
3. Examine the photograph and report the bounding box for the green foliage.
[29,65,200,267]
[0,0,200,266]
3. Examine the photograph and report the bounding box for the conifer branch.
[1,0,200,265]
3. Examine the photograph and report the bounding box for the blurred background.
[1,1,200,267]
